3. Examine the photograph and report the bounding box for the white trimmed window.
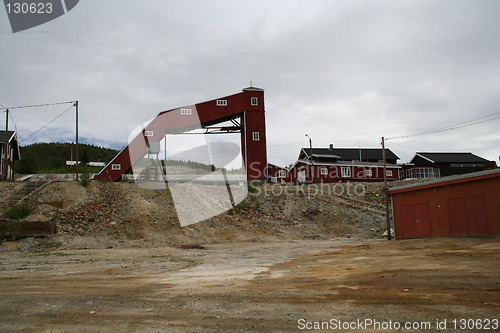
[112,164,121,170]
[144,131,154,137]
[217,100,227,106]
[278,170,287,178]
[320,167,328,175]
[386,170,393,177]
[433,168,441,178]
[180,108,192,115]
[252,132,260,141]
[365,169,372,176]
[341,166,351,178]
[251,97,258,106]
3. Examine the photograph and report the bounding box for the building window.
[386,170,393,177]
[278,170,287,178]
[341,166,351,178]
[251,97,258,106]
[180,108,192,115]
[415,167,434,179]
[112,164,121,170]
[252,132,260,141]
[406,169,415,179]
[433,168,441,178]
[320,167,328,175]
[217,100,227,106]
[365,169,372,177]
[144,131,154,137]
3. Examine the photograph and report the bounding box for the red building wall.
[266,164,292,182]
[242,89,267,180]
[287,162,400,183]
[390,171,500,239]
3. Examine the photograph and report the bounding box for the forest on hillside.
[15,143,118,174]
[13,142,233,175]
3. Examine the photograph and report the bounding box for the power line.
[387,111,500,140]
[20,104,74,143]
[268,140,308,148]
[79,106,97,145]
[265,98,378,140]
[8,111,24,143]
[265,110,299,142]
[0,101,75,110]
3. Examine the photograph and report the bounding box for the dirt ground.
[1,181,499,332]
[1,237,499,332]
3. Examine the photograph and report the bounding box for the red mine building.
[95,87,267,182]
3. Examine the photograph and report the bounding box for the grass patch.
[2,202,32,220]
[79,173,91,187]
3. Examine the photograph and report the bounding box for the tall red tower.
[94,87,267,182]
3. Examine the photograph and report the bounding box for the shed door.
[448,196,487,236]
[400,202,431,239]
[466,196,488,235]
[448,198,468,236]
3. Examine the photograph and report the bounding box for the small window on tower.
[251,97,258,106]
[217,100,227,106]
[252,132,260,141]
[144,131,154,137]
[112,164,121,170]
[180,109,192,115]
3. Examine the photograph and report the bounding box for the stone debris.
[18,181,396,243]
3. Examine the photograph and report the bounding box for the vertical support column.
[382,136,392,240]
[75,101,79,181]
[3,109,9,180]
[241,87,267,181]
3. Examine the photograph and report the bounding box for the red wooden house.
[269,147,401,184]
[267,163,292,183]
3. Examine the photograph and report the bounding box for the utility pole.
[305,134,314,183]
[75,101,79,180]
[3,109,9,180]
[164,133,167,175]
[381,137,392,240]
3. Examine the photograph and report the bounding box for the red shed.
[389,169,500,239]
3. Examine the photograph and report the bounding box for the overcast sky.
[1,0,499,167]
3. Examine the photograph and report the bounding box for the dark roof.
[296,159,401,168]
[413,152,490,164]
[0,130,16,144]
[301,148,399,161]
[242,86,264,91]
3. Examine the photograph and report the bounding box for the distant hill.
[15,142,118,174]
